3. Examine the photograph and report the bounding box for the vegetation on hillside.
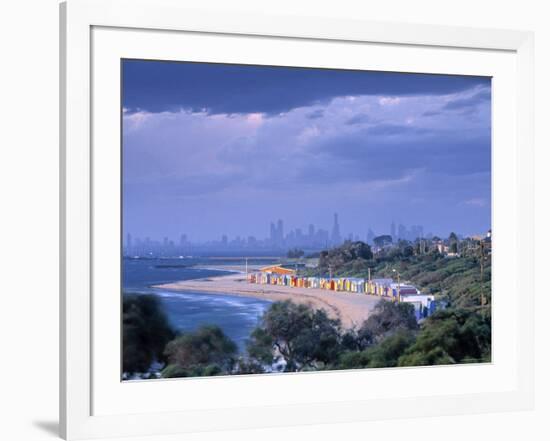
[306,240,490,309]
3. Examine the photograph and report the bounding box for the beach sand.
[153,269,382,329]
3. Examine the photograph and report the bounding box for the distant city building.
[397,224,406,241]
[179,234,187,247]
[386,222,426,242]
[411,225,424,240]
[277,219,284,245]
[269,222,276,244]
[316,228,330,248]
[123,219,466,258]
[367,228,375,245]
[331,213,342,245]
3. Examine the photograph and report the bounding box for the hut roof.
[259,265,296,275]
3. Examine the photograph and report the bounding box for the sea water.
[123,257,273,351]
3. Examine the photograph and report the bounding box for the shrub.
[122,294,175,375]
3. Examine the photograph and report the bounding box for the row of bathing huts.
[247,265,437,319]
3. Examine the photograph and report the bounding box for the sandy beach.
[153,267,382,329]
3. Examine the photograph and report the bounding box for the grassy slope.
[303,252,491,310]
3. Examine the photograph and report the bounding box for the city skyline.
[123,213,485,256]
[123,61,491,243]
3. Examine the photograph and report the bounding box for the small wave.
[153,291,188,299]
[151,289,273,316]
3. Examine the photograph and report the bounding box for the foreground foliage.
[162,325,238,378]
[123,297,491,378]
[247,300,342,372]
[398,308,491,366]
[122,294,175,375]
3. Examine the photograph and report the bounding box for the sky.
[122,59,491,242]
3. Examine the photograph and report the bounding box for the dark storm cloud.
[122,59,490,115]
[307,127,490,183]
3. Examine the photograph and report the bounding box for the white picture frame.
[60,0,534,439]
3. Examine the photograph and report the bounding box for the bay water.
[123,257,273,351]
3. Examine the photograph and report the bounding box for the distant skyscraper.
[410,225,424,240]
[398,224,406,241]
[126,233,132,251]
[277,219,284,245]
[331,213,342,245]
[179,234,187,247]
[390,221,396,241]
[308,224,315,238]
[367,228,375,245]
[317,228,330,248]
[270,222,276,244]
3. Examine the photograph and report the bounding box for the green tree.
[398,308,491,366]
[403,245,415,258]
[233,358,267,375]
[122,294,175,375]
[247,301,343,371]
[449,232,459,253]
[318,241,373,273]
[287,248,305,258]
[339,329,416,369]
[364,330,416,367]
[356,299,418,347]
[373,235,393,248]
[162,325,238,378]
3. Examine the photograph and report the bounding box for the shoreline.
[152,269,382,329]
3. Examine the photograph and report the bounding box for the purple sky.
[122,60,491,242]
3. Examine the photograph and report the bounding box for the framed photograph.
[60,0,534,439]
